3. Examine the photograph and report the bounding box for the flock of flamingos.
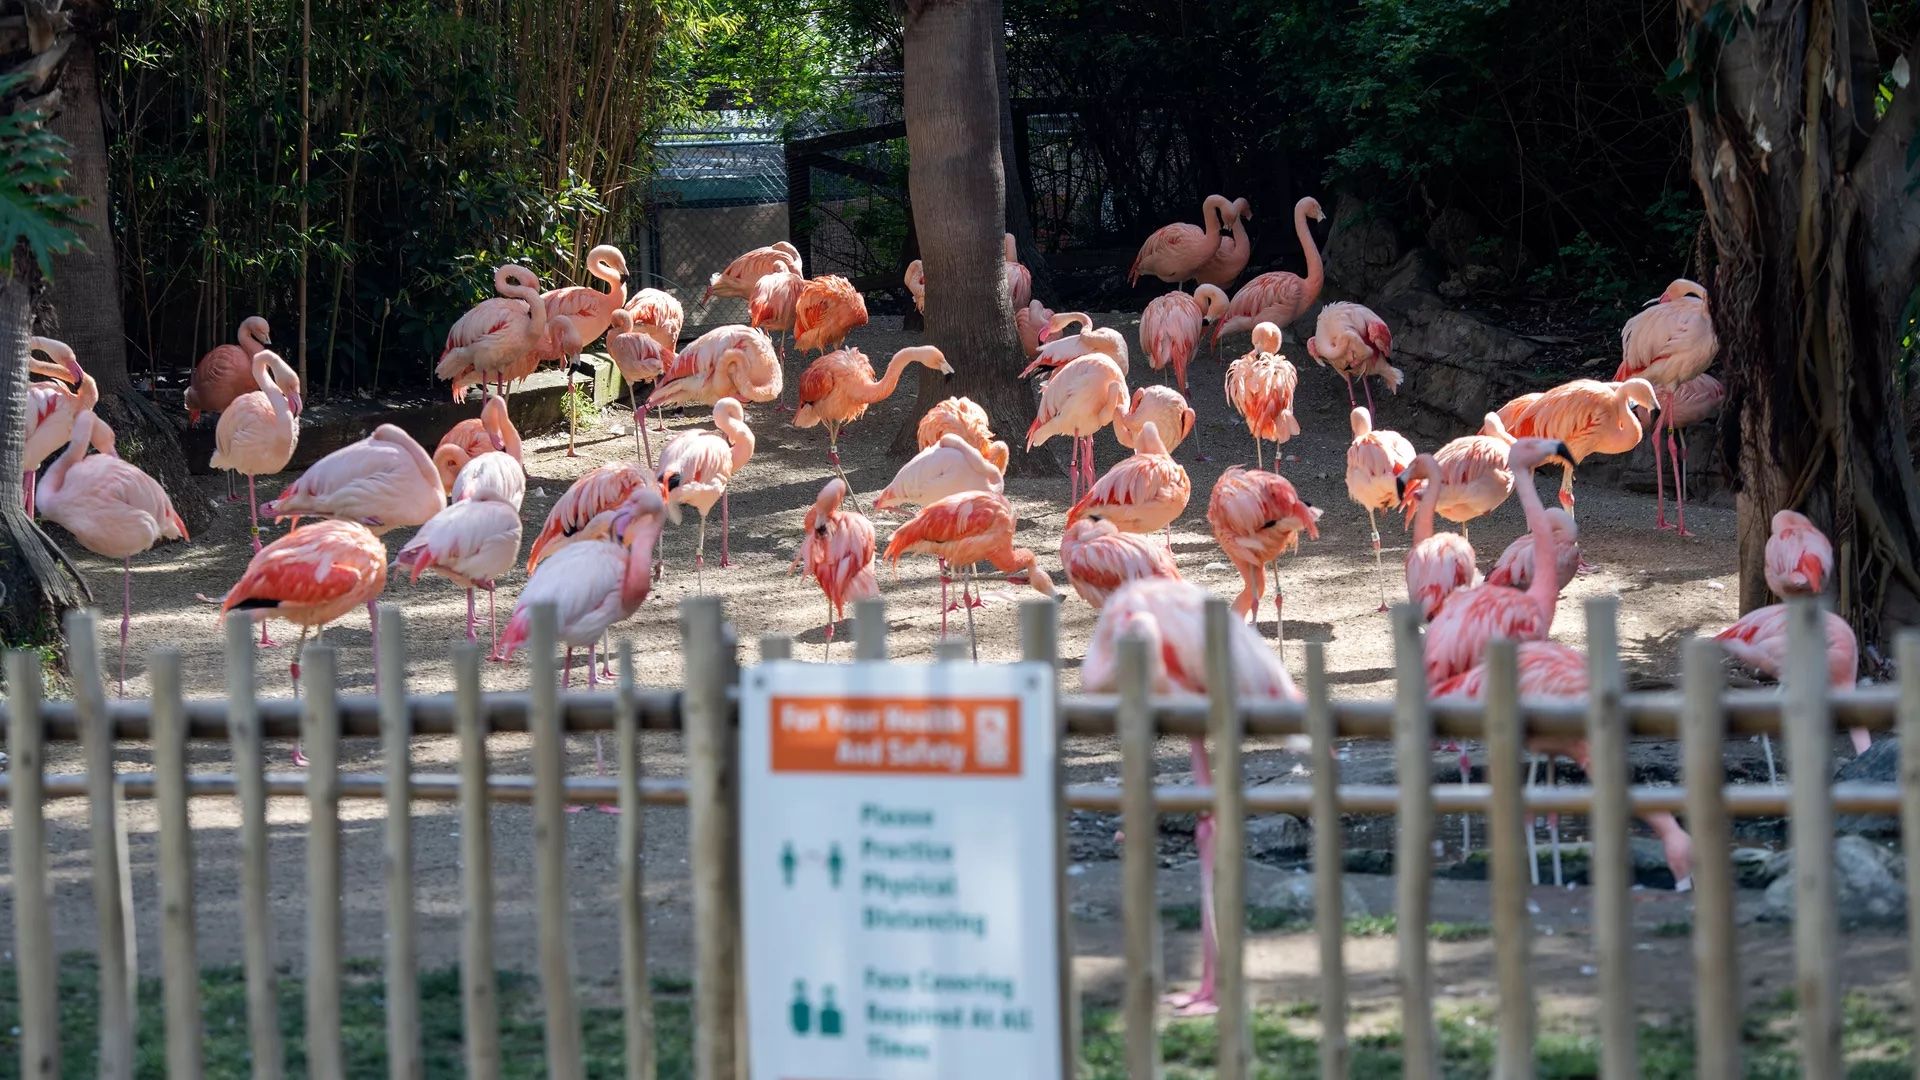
[19,190,1859,1013]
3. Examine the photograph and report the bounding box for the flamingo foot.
[1162,989,1220,1017]
[291,745,308,768]
[1577,557,1599,574]
[566,803,589,815]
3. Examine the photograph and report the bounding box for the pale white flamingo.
[1114,386,1195,455]
[657,397,755,586]
[1306,301,1400,412]
[395,452,524,657]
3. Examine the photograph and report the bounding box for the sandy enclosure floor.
[2,311,1801,1017]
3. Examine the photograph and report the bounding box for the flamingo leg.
[600,631,615,680]
[1524,755,1540,886]
[1647,811,1693,893]
[939,558,950,637]
[1368,506,1387,612]
[1271,561,1285,647]
[1254,435,1263,472]
[1547,761,1564,887]
[629,386,647,463]
[465,588,478,643]
[566,357,579,458]
[23,470,33,517]
[367,599,381,696]
[827,426,862,513]
[249,475,279,647]
[720,492,731,569]
[824,593,834,661]
[291,625,312,767]
[118,558,132,697]
[1760,734,1779,784]
[962,563,980,663]
[1165,736,1220,1016]
[1343,374,1357,409]
[1363,377,1377,417]
[567,645,589,814]
[226,468,240,503]
[639,400,654,469]
[1652,410,1670,530]
[487,585,503,661]
[696,513,708,592]
[1669,425,1691,536]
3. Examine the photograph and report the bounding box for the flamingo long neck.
[1412,475,1440,545]
[720,416,756,471]
[240,321,268,356]
[255,359,291,416]
[78,374,99,412]
[1515,462,1560,619]
[864,351,919,404]
[989,544,1036,575]
[1221,208,1247,253]
[1614,386,1644,443]
[510,278,547,343]
[45,411,95,496]
[1295,203,1323,297]
[593,252,627,306]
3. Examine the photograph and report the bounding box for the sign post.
[740,658,1063,1078]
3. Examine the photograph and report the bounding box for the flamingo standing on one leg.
[1307,301,1402,413]
[37,410,188,696]
[794,345,954,507]
[647,324,784,410]
[1193,197,1252,291]
[1059,516,1180,609]
[499,484,669,811]
[210,349,303,644]
[437,266,548,400]
[1213,197,1326,344]
[395,452,524,658]
[1649,372,1725,521]
[1082,578,1305,1016]
[705,241,802,303]
[1395,454,1480,622]
[1617,278,1718,534]
[433,392,522,492]
[1224,322,1300,470]
[1140,284,1229,393]
[1716,603,1868,754]
[883,417,1008,633]
[883,490,1056,657]
[1114,386,1195,455]
[607,311,672,467]
[792,275,870,354]
[1025,354,1127,503]
[749,269,806,409]
[793,478,878,656]
[1129,194,1231,288]
[656,398,755,586]
[1207,465,1320,643]
[1400,414,1517,543]
[1345,407,1416,611]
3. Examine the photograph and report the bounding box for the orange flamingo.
[884,490,1055,655]
[1019,312,1130,377]
[1765,510,1833,597]
[795,345,953,504]
[624,287,685,342]
[1114,386,1195,455]
[1224,322,1300,469]
[527,461,652,572]
[1003,233,1032,311]
[748,269,805,362]
[433,393,522,492]
[437,265,547,400]
[1485,508,1579,592]
[1617,278,1718,533]
[607,310,673,467]
[1495,392,1541,434]
[792,275,869,353]
[657,397,755,585]
[793,477,878,655]
[1717,603,1867,754]
[211,348,302,576]
[1208,465,1320,642]
[903,259,926,313]
[186,316,273,423]
[1130,194,1231,287]
[1193,197,1252,290]
[1067,422,1190,540]
[1421,438,1573,683]
[1650,372,1725,527]
[23,336,103,515]
[1501,377,1657,515]
[915,395,1006,462]
[705,240,801,303]
[1396,454,1479,621]
[1307,301,1400,412]
[875,434,1006,633]
[1140,284,1228,392]
[1015,299,1056,359]
[1059,516,1180,609]
[1026,353,1127,501]
[38,410,188,694]
[395,457,524,658]
[1345,407,1417,610]
[1400,413,1516,541]
[648,324,783,409]
[1214,197,1326,343]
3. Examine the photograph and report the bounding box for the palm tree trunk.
[0,277,91,643]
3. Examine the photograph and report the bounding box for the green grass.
[1156,907,1487,941]
[2,955,1910,1078]
[558,385,604,431]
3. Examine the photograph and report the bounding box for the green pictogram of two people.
[781,842,844,888]
[791,979,844,1037]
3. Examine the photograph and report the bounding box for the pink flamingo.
[1307,301,1401,412]
[794,345,954,503]
[657,397,755,586]
[1081,578,1304,1016]
[1067,422,1190,540]
[1649,372,1725,519]
[1003,233,1032,311]
[264,423,445,535]
[437,265,547,400]
[1765,510,1832,597]
[526,461,652,571]
[793,477,879,655]
[37,410,188,695]
[1716,603,1867,754]
[1396,454,1479,621]
[1193,197,1253,290]
[883,490,1055,655]
[903,259,926,313]
[1617,278,1718,533]
[500,483,670,810]
[1207,464,1321,641]
[1501,377,1658,515]
[1421,438,1573,684]
[607,311,673,466]
[186,316,274,424]
[1495,392,1541,434]
[1019,312,1130,378]
[647,324,783,409]
[209,347,303,641]
[1129,194,1231,287]
[625,287,685,342]
[1114,386,1195,455]
[875,434,1005,633]
[23,336,101,516]
[915,396,1008,464]
[1400,413,1516,541]
[1485,508,1579,592]
[1016,299,1056,359]
[1059,516,1180,609]
[1140,284,1228,392]
[534,244,628,358]
[1214,197,1326,343]
[1345,407,1417,610]
[433,393,522,492]
[748,269,805,363]
[395,454,524,657]
[705,241,801,302]
[1224,322,1300,469]
[1434,640,1694,890]
[793,275,869,354]
[1025,354,1127,502]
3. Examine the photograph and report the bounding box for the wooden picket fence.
[2,593,1916,1079]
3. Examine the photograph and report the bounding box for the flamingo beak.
[288,392,304,417]
[490,431,507,452]
[1038,326,1054,344]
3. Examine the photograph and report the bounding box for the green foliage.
[0,73,84,278]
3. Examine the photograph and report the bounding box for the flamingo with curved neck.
[210,348,302,577]
[794,346,954,506]
[1194,197,1253,289]
[1214,197,1326,342]
[24,336,102,516]
[1397,453,1478,622]
[437,264,549,400]
[1129,194,1231,287]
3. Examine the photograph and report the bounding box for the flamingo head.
[1508,437,1575,474]
[898,345,953,377]
[1349,407,1372,439]
[1251,322,1283,354]
[261,351,303,416]
[1300,196,1326,223]
[1619,377,1658,420]
[240,315,273,350]
[481,393,511,450]
[1395,453,1440,505]
[1658,278,1709,305]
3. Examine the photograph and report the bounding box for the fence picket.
[1304,643,1348,1080]
[759,633,793,661]
[1117,632,1161,1078]
[1204,599,1250,1078]
[226,612,286,1079]
[529,604,586,1080]
[1584,598,1637,1076]
[1680,637,1739,1079]
[303,645,346,1080]
[1784,596,1841,1075]
[1482,639,1533,1080]
[854,596,887,660]
[1020,599,1078,1080]
[617,643,657,1080]
[69,610,137,1080]
[935,636,969,662]
[378,606,423,1080]
[454,643,502,1078]
[1390,603,1437,1077]
[683,596,743,1080]
[152,648,206,1078]
[1898,629,1920,1079]
[6,649,59,1078]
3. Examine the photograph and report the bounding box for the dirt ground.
[9,311,1887,1028]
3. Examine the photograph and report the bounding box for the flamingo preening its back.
[1207,464,1320,642]
[1345,406,1416,611]
[1114,386,1195,455]
[1058,516,1180,609]
[433,393,521,492]
[915,396,1009,468]
[1399,413,1516,541]
[1765,510,1833,597]
[527,461,653,572]
[794,478,879,656]
[1307,301,1400,412]
[1067,421,1190,538]
[647,324,783,409]
[706,241,801,303]
[23,335,103,516]
[1396,454,1479,622]
[792,275,869,353]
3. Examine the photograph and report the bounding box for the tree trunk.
[889,0,1052,474]
[0,278,91,645]
[42,38,205,530]
[1680,0,1920,647]
[991,0,1045,293]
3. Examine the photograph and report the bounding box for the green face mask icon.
[819,985,843,1037]
[790,979,812,1035]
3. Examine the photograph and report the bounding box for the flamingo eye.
[1261,520,1278,530]
[814,525,827,537]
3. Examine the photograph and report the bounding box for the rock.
[1732,848,1778,890]
[1322,195,1403,299]
[1760,836,1907,926]
[1245,814,1312,859]
[1425,208,1480,270]
[1438,837,1684,890]
[1256,870,1371,922]
[1342,848,1395,876]
[1836,738,1900,837]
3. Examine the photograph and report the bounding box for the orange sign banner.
[770,696,1023,776]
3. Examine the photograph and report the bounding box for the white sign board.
[740,659,1062,1079]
